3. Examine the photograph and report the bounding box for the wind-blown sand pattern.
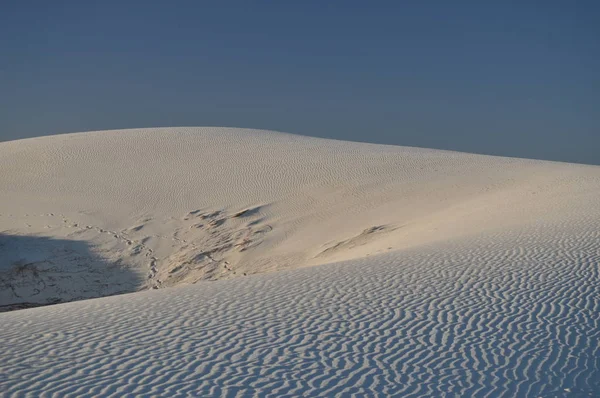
[1,127,599,396]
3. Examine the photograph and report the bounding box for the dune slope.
[1,219,599,396]
[0,127,599,396]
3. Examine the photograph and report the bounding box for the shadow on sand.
[0,233,142,312]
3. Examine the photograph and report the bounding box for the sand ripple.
[1,220,598,397]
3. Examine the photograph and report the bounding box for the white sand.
[1,127,599,396]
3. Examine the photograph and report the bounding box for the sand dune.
[1,127,599,396]
[1,127,598,309]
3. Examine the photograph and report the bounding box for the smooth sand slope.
[1,127,599,396]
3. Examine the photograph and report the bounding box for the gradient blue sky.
[1,1,599,164]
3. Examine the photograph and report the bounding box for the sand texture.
[1,127,599,396]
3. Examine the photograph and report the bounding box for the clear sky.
[1,1,599,164]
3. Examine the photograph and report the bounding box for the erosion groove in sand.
[1,221,599,397]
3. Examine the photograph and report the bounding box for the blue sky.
[1,1,598,164]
